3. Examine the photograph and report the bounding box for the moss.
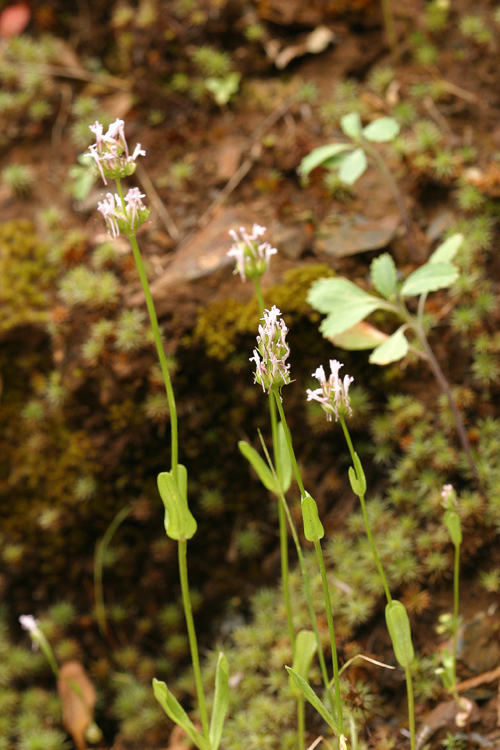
[0,221,56,334]
[193,264,334,360]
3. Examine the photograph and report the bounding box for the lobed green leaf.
[369,328,409,365]
[400,262,459,297]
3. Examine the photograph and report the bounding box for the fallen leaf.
[57,660,97,750]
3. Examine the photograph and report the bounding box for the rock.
[316,214,399,257]
[268,221,310,259]
[213,139,245,184]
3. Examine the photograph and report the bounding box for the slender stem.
[273,393,306,498]
[404,664,416,750]
[314,540,344,733]
[452,542,460,689]
[360,136,413,253]
[412,322,480,488]
[94,505,132,637]
[339,417,392,604]
[254,279,295,652]
[380,0,399,61]
[115,178,179,478]
[258,435,336,719]
[178,540,209,740]
[298,695,305,750]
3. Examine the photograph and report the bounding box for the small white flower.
[87,119,146,185]
[441,483,457,509]
[306,359,353,421]
[251,306,290,394]
[227,224,277,282]
[19,614,39,633]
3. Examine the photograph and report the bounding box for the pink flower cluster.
[97,188,149,238]
[306,360,353,421]
[88,119,145,185]
[250,306,291,394]
[227,224,277,282]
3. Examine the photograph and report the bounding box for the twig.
[456,664,500,693]
[136,162,180,241]
[19,63,132,92]
[52,83,73,152]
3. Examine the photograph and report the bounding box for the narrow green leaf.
[209,653,229,750]
[429,233,463,264]
[330,322,387,350]
[238,441,278,493]
[385,601,414,668]
[338,148,367,185]
[157,467,197,541]
[298,143,352,178]
[369,328,409,365]
[400,262,459,297]
[277,422,292,493]
[371,253,398,299]
[444,510,462,548]
[348,466,361,496]
[285,668,339,735]
[301,492,324,542]
[362,117,400,142]
[153,679,211,750]
[340,112,362,139]
[289,631,317,696]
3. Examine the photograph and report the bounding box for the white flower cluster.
[306,360,353,421]
[227,224,277,282]
[97,187,150,238]
[250,306,291,394]
[87,119,145,185]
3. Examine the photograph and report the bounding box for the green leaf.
[209,653,229,750]
[362,117,400,142]
[157,466,197,541]
[319,300,383,339]
[369,328,409,365]
[238,441,278,493]
[340,112,362,139]
[204,72,240,106]
[276,422,292,493]
[153,679,211,750]
[308,277,379,314]
[338,148,367,185]
[301,492,324,542]
[352,453,366,495]
[330,321,387,351]
[298,143,352,178]
[429,233,463,264]
[400,262,459,297]
[285,668,339,735]
[385,601,414,668]
[289,631,317,696]
[444,510,462,548]
[371,253,398,299]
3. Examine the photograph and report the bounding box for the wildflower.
[87,119,145,185]
[97,189,150,238]
[306,359,353,421]
[19,614,41,650]
[250,305,291,394]
[441,483,457,509]
[227,224,277,282]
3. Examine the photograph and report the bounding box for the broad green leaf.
[298,143,352,177]
[369,328,409,365]
[153,679,211,750]
[385,601,414,668]
[301,492,324,542]
[289,631,317,696]
[330,321,388,350]
[322,151,351,170]
[362,117,400,142]
[276,422,292,493]
[285,668,339,735]
[400,262,459,297]
[340,112,362,139]
[209,653,229,750]
[308,277,379,315]
[429,233,463,264]
[319,298,383,338]
[371,253,398,299]
[238,441,278,493]
[338,148,367,185]
[157,467,197,541]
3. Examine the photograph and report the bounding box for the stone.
[316,213,399,257]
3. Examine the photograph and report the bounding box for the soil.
[2,0,500,749]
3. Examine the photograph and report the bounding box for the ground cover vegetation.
[2,1,500,749]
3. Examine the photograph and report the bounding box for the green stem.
[115,178,179,479]
[273,393,306,498]
[298,695,305,750]
[94,505,132,637]
[254,277,265,316]
[452,542,460,689]
[339,417,392,604]
[404,664,416,750]
[258,435,336,720]
[178,539,209,740]
[314,540,344,733]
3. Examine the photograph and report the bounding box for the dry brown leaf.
[57,660,97,750]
